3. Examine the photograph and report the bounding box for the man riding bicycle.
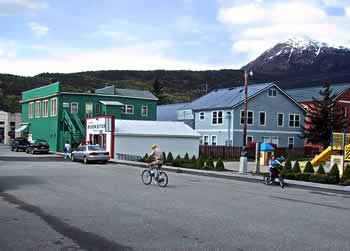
[148,144,163,178]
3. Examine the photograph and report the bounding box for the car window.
[88,145,102,151]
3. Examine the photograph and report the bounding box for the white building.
[0,111,22,144]
[85,116,200,160]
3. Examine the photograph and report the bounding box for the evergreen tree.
[151,78,168,104]
[301,83,347,148]
[191,155,197,163]
[206,157,214,169]
[166,152,174,162]
[303,161,315,173]
[184,152,190,161]
[196,155,205,169]
[316,163,326,174]
[283,158,292,173]
[329,163,340,183]
[173,155,181,167]
[292,161,301,173]
[340,164,350,182]
[215,158,225,171]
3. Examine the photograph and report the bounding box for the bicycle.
[141,164,168,187]
[263,167,285,188]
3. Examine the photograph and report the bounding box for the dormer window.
[268,89,277,97]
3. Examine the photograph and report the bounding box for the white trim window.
[203,135,209,145]
[277,113,284,127]
[95,103,101,115]
[259,111,266,126]
[247,135,253,143]
[123,105,134,114]
[268,89,277,97]
[212,111,223,125]
[141,106,148,117]
[199,112,205,120]
[211,135,217,146]
[50,98,57,117]
[43,100,49,117]
[35,101,41,118]
[240,110,254,125]
[289,114,300,127]
[28,102,34,118]
[272,136,279,146]
[85,103,93,117]
[262,136,271,143]
[288,137,295,149]
[71,102,79,114]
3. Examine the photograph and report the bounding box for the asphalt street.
[0,145,350,251]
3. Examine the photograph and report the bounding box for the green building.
[20,82,157,152]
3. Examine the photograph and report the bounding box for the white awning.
[99,101,124,106]
[15,124,28,133]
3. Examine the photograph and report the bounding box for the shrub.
[316,163,325,175]
[340,164,350,183]
[215,158,225,171]
[181,162,196,169]
[141,153,149,162]
[196,155,206,169]
[283,158,292,173]
[309,174,330,184]
[303,161,314,173]
[295,173,312,182]
[340,179,350,186]
[205,157,214,170]
[191,155,197,163]
[282,172,295,180]
[329,163,340,183]
[184,152,190,161]
[166,152,174,163]
[162,152,167,163]
[292,161,301,173]
[172,155,181,167]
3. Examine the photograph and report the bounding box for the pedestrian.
[64,141,71,159]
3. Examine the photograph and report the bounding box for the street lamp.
[239,70,253,174]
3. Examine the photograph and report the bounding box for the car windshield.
[88,145,103,151]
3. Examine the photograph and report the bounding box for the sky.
[0,0,350,76]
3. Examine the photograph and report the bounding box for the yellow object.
[260,151,273,166]
[310,145,342,167]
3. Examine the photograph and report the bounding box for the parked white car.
[71,144,110,164]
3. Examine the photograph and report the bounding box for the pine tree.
[301,83,347,149]
[283,158,292,173]
[303,161,314,173]
[292,161,301,173]
[316,163,326,174]
[329,163,340,183]
[166,152,174,162]
[184,152,190,161]
[215,158,225,171]
[151,78,168,104]
[340,164,350,182]
[191,155,197,163]
[196,155,205,169]
[206,157,214,169]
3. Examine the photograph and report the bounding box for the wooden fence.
[199,145,320,159]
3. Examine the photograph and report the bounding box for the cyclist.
[268,155,282,184]
[148,144,163,178]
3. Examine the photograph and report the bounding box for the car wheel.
[31,149,34,154]
[83,156,88,164]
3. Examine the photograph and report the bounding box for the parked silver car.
[71,145,110,164]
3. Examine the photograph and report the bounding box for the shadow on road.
[0,156,65,162]
[0,176,45,193]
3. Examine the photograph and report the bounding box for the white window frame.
[268,89,277,97]
[199,112,205,120]
[141,106,148,117]
[288,137,295,149]
[277,113,284,127]
[246,135,254,143]
[50,98,57,117]
[203,135,209,145]
[43,100,49,118]
[35,101,41,118]
[85,102,93,117]
[211,135,217,146]
[272,136,279,146]
[71,102,79,114]
[95,103,101,115]
[28,102,34,118]
[262,136,271,143]
[259,111,266,126]
[288,113,300,128]
[123,105,134,114]
[212,111,223,125]
[240,110,254,125]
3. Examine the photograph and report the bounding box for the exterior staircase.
[63,110,85,143]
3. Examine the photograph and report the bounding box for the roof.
[99,101,124,106]
[285,83,350,102]
[115,120,200,138]
[183,83,273,110]
[95,85,158,100]
[157,103,190,121]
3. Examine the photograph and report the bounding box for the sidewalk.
[109,159,350,194]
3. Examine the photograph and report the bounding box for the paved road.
[0,145,350,250]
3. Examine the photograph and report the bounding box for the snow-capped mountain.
[242,38,350,85]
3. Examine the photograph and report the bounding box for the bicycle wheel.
[157,171,168,187]
[142,170,152,185]
[263,174,270,185]
[279,175,285,188]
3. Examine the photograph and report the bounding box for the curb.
[109,160,350,195]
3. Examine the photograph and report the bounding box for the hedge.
[340,164,350,183]
[215,158,225,171]
[316,163,325,175]
[303,161,314,173]
[292,161,301,174]
[329,164,340,183]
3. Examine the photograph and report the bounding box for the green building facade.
[21,82,157,152]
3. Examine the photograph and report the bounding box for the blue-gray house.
[183,83,306,148]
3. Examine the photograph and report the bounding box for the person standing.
[64,141,71,159]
